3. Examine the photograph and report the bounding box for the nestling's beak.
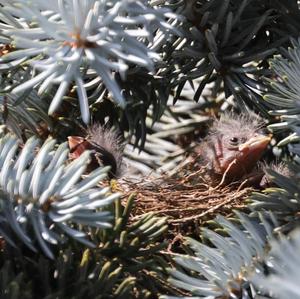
[68,136,89,159]
[68,136,85,151]
[238,135,271,155]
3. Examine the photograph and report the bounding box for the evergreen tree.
[0,1,299,298]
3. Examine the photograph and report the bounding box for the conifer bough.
[0,134,120,259]
[0,0,177,123]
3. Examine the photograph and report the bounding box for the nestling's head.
[68,123,124,178]
[198,113,271,180]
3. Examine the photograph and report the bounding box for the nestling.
[68,124,124,178]
[193,113,271,182]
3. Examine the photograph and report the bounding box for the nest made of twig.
[119,165,254,237]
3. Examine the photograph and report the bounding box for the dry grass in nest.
[119,165,255,236]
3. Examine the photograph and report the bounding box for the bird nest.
[119,166,254,236]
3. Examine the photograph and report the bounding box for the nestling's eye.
[229,137,239,146]
[194,0,202,10]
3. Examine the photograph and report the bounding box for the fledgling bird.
[193,113,271,182]
[68,124,124,178]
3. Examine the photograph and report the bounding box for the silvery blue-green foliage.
[156,0,300,115]
[0,134,120,259]
[0,0,177,123]
[264,38,300,154]
[161,212,276,299]
[250,163,300,222]
[0,92,52,139]
[0,200,170,299]
[252,229,300,299]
